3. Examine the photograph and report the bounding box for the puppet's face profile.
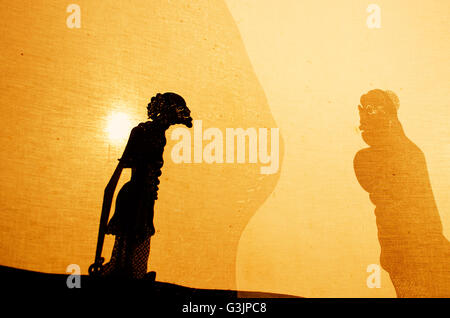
[170,103,193,128]
[358,89,399,146]
[147,93,193,128]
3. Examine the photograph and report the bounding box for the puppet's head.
[147,92,193,128]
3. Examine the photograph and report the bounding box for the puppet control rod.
[88,161,123,276]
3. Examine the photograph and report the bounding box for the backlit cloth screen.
[0,0,449,298]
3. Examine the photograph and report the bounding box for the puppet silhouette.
[353,89,450,297]
[89,93,193,279]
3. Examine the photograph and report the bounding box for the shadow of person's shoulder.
[353,147,375,165]
[399,137,427,162]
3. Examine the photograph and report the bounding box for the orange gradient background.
[0,0,449,298]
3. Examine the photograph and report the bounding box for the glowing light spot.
[106,112,133,143]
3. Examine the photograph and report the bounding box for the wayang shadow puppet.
[89,93,193,279]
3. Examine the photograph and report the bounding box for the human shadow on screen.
[353,89,450,297]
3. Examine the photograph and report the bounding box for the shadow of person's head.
[358,89,401,147]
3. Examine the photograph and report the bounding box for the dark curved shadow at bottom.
[0,265,300,299]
